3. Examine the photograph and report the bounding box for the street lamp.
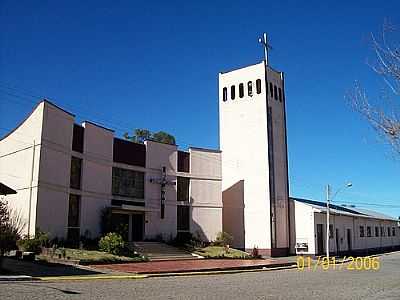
[326,182,352,259]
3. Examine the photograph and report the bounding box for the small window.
[269,82,273,98]
[256,79,262,94]
[222,87,227,102]
[274,85,278,100]
[230,85,235,100]
[359,226,364,237]
[278,87,282,102]
[247,81,253,97]
[367,226,371,237]
[393,227,396,236]
[375,226,379,237]
[239,83,244,98]
[388,227,391,237]
[381,226,385,236]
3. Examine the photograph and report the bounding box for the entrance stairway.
[131,242,202,261]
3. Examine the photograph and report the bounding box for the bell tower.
[219,36,290,255]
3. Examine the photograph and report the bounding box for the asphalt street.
[1,251,399,300]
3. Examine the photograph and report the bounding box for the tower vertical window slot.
[274,85,278,100]
[269,82,273,98]
[248,81,253,97]
[278,88,282,102]
[230,85,235,100]
[256,79,262,94]
[222,87,227,101]
[239,83,244,98]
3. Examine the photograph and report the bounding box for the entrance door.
[131,214,144,241]
[335,228,340,255]
[111,213,129,241]
[346,229,352,253]
[316,224,324,255]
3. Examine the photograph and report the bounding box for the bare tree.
[347,20,400,155]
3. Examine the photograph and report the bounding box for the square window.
[359,226,364,237]
[367,226,371,237]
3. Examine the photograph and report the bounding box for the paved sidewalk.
[91,258,295,274]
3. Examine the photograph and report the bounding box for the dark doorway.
[316,224,324,255]
[132,213,144,241]
[335,228,340,255]
[347,229,352,253]
[111,213,129,241]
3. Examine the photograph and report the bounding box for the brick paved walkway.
[91,259,290,274]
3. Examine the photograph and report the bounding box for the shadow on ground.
[0,257,101,277]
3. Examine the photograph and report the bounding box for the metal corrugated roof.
[291,197,398,221]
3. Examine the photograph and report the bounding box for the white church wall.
[0,101,44,237]
[219,62,272,251]
[189,148,222,242]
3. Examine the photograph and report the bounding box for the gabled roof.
[291,197,398,222]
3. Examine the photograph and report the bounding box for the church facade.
[0,101,222,243]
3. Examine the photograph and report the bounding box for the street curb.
[32,263,298,281]
[34,274,148,281]
[142,264,298,278]
[0,275,33,282]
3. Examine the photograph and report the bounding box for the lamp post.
[326,182,352,259]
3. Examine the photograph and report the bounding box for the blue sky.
[1,1,399,217]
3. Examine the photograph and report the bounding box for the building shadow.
[1,257,101,277]
[222,180,245,249]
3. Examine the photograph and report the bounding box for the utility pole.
[28,140,36,238]
[326,184,331,259]
[325,182,352,259]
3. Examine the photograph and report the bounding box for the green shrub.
[98,233,125,255]
[17,230,49,254]
[213,232,233,247]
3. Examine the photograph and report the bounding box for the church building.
[1,39,399,256]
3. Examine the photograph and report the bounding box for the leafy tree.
[124,128,176,145]
[347,20,400,155]
[152,131,176,145]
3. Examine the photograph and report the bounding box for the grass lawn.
[194,246,251,259]
[38,248,147,265]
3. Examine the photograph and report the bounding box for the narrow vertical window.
[67,194,81,244]
[269,82,273,98]
[388,227,391,237]
[393,227,396,236]
[222,87,227,102]
[230,85,235,100]
[239,83,244,98]
[70,157,82,190]
[274,85,278,100]
[247,81,253,97]
[278,87,282,102]
[375,226,379,237]
[256,79,262,94]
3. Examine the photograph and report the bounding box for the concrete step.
[129,242,201,261]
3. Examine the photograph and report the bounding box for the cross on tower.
[149,166,176,219]
[258,32,272,66]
